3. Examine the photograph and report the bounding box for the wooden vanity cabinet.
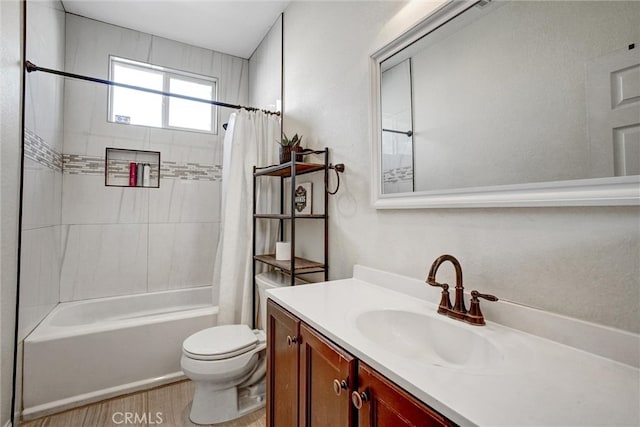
[354,363,453,427]
[267,300,454,427]
[267,300,357,427]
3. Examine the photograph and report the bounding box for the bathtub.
[22,287,217,419]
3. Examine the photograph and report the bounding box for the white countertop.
[266,266,640,427]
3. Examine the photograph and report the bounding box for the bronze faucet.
[426,254,498,326]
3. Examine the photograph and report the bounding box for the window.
[108,56,217,133]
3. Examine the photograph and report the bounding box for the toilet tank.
[255,271,306,330]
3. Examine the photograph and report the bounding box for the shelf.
[254,162,325,178]
[105,148,160,188]
[254,214,327,220]
[255,254,325,274]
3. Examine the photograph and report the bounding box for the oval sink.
[354,309,502,370]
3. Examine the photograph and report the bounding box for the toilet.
[181,271,304,424]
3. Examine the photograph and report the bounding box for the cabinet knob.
[286,335,298,346]
[351,390,369,409]
[333,379,348,396]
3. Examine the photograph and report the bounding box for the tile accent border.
[62,154,221,182]
[383,166,413,184]
[161,161,222,181]
[25,131,222,182]
[24,128,63,172]
[63,154,104,176]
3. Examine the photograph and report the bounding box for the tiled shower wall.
[59,15,248,301]
[20,0,65,340]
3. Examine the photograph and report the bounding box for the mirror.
[371,0,640,208]
[381,58,414,194]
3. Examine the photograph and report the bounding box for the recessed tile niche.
[105,148,161,188]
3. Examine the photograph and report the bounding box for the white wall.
[60,15,248,301]
[0,0,23,423]
[283,1,640,333]
[249,14,282,111]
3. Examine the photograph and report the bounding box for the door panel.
[267,301,300,427]
[613,124,640,176]
[587,44,640,177]
[356,363,453,427]
[299,323,356,427]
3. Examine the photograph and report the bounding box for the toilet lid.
[183,324,258,361]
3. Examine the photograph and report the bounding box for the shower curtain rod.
[25,61,280,116]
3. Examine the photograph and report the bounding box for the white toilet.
[181,271,303,425]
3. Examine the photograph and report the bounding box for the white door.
[587,43,640,177]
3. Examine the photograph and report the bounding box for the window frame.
[108,56,218,134]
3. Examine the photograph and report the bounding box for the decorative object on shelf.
[294,182,312,215]
[105,148,160,188]
[277,133,304,164]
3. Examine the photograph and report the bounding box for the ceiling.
[61,0,290,59]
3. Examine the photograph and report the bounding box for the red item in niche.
[129,162,137,187]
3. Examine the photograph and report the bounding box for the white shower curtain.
[214,109,280,326]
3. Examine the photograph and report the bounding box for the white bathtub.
[22,287,217,419]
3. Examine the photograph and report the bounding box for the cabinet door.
[355,363,453,427]
[267,300,300,427]
[299,323,357,427]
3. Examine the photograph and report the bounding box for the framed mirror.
[370,0,640,208]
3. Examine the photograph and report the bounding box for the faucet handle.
[426,279,452,315]
[465,290,498,326]
[471,290,498,302]
[426,278,447,289]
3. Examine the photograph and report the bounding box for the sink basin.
[354,309,502,370]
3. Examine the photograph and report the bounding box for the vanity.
[267,300,451,426]
[265,265,639,426]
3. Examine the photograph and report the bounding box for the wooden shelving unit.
[254,255,326,274]
[254,214,326,220]
[252,149,330,314]
[254,162,325,178]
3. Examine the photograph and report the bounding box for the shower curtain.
[214,109,280,326]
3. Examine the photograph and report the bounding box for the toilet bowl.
[181,325,266,424]
[181,271,304,424]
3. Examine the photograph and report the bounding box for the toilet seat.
[183,324,259,361]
